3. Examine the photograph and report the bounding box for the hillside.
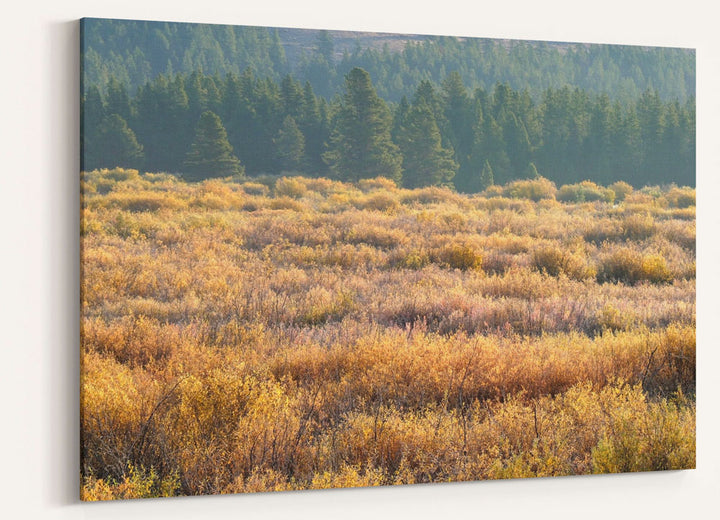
[81,18,695,103]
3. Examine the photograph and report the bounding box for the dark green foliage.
[397,106,457,188]
[81,85,106,171]
[525,162,539,179]
[81,41,695,192]
[84,114,144,171]
[441,72,476,190]
[80,18,696,187]
[183,111,243,180]
[323,68,402,182]
[297,81,331,176]
[274,116,305,172]
[81,69,695,189]
[81,19,694,104]
[132,74,191,172]
[479,160,494,190]
[105,76,133,121]
[397,86,457,188]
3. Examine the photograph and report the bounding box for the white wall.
[1,1,718,518]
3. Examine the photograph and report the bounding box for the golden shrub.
[275,176,308,198]
[503,177,557,201]
[357,192,401,212]
[609,181,633,202]
[664,186,695,208]
[358,176,398,192]
[431,243,483,270]
[558,181,614,203]
[531,244,594,280]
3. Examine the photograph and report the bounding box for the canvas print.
[80,17,696,500]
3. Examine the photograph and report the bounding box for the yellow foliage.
[80,173,695,499]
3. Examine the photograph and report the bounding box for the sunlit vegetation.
[80,169,695,500]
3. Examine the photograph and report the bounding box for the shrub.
[597,247,672,285]
[591,392,695,473]
[431,243,483,270]
[621,213,656,241]
[640,254,673,284]
[81,464,180,501]
[241,182,270,196]
[503,177,557,201]
[104,168,141,182]
[358,192,401,212]
[597,248,643,284]
[269,196,305,211]
[595,304,636,332]
[80,171,695,497]
[558,181,614,203]
[358,177,398,192]
[346,225,405,249]
[275,176,307,198]
[665,186,695,208]
[401,186,463,206]
[304,177,351,195]
[531,244,594,280]
[106,192,188,212]
[389,248,430,270]
[482,185,505,198]
[609,181,633,202]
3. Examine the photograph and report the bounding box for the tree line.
[81,67,695,189]
[81,19,695,105]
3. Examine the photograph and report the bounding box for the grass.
[80,169,696,499]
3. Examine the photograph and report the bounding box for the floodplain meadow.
[80,169,695,499]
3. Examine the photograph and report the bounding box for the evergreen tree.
[323,68,402,182]
[391,96,410,143]
[81,86,106,171]
[525,162,540,179]
[87,114,144,170]
[680,97,696,186]
[442,72,474,172]
[132,74,190,172]
[251,77,284,172]
[280,75,305,120]
[185,70,209,123]
[503,112,533,178]
[477,114,511,184]
[636,88,666,183]
[584,94,614,184]
[274,116,305,172]
[412,80,446,132]
[660,101,684,184]
[316,30,335,63]
[298,81,330,175]
[618,106,643,185]
[106,75,133,121]
[183,111,243,180]
[479,160,494,190]
[397,103,457,188]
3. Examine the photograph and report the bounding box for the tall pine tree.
[323,68,402,182]
[397,90,457,188]
[183,111,244,180]
[85,114,144,170]
[274,116,305,172]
